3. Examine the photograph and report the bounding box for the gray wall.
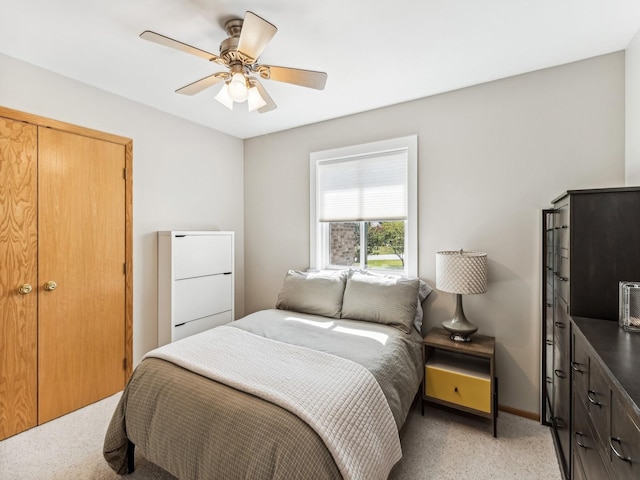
[244,52,626,414]
[627,28,640,185]
[0,53,245,366]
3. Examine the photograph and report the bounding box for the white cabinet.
[158,231,234,346]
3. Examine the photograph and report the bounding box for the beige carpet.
[0,392,562,479]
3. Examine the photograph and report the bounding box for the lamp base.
[447,332,473,343]
[442,293,478,342]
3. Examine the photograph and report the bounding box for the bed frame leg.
[127,440,135,474]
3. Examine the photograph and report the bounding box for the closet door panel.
[0,118,38,439]
[37,128,126,423]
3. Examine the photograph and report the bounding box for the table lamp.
[436,249,488,342]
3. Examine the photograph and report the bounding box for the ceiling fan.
[140,11,328,113]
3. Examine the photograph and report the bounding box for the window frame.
[310,135,418,277]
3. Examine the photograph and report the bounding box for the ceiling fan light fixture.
[227,72,249,102]
[215,83,234,110]
[247,86,266,112]
[141,10,327,114]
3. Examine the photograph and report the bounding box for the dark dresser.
[541,186,640,479]
[571,317,640,480]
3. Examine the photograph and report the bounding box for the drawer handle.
[587,389,602,407]
[554,321,565,329]
[454,387,458,393]
[556,276,568,282]
[545,339,553,346]
[554,369,566,379]
[552,416,566,430]
[570,361,584,373]
[574,431,589,449]
[610,437,632,464]
[546,376,553,384]
[561,225,568,229]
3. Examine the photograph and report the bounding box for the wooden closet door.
[0,117,38,440]
[37,128,126,423]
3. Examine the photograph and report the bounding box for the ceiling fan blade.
[175,72,229,95]
[250,78,277,113]
[237,11,277,61]
[140,30,225,65]
[263,65,327,90]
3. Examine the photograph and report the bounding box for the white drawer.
[173,234,232,279]
[173,311,232,342]
[174,274,232,324]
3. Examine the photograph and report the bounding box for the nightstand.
[422,327,498,437]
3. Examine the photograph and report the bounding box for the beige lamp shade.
[436,250,488,295]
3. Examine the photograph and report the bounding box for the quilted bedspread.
[146,325,401,480]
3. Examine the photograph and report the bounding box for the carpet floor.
[0,392,562,479]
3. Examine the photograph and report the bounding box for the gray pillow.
[415,279,433,333]
[276,270,348,318]
[341,272,420,333]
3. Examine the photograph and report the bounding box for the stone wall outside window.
[330,223,358,266]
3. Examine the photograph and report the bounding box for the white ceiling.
[1,0,639,139]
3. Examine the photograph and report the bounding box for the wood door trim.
[124,140,133,379]
[1,106,134,383]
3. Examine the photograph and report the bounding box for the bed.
[103,269,430,480]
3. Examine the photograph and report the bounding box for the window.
[310,135,417,277]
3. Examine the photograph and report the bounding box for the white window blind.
[317,149,408,222]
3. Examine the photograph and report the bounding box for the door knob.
[44,280,57,291]
[18,283,33,295]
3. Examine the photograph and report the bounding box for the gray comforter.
[230,309,424,427]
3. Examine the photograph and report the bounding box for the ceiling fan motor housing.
[224,18,243,38]
[219,18,249,64]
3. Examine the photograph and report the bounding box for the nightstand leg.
[493,376,498,437]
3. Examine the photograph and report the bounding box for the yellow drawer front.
[425,365,491,413]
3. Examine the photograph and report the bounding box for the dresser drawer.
[610,394,640,480]
[555,225,569,250]
[555,201,569,230]
[425,352,491,413]
[552,355,571,462]
[554,295,570,359]
[586,359,611,446]
[173,310,232,342]
[545,241,554,263]
[545,308,554,344]
[571,332,589,407]
[544,340,554,401]
[573,389,611,480]
[554,255,570,304]
[174,274,233,324]
[553,343,569,387]
[173,234,233,279]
